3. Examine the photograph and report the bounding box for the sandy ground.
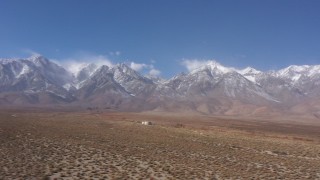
[0,109,320,179]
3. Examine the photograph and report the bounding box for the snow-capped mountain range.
[1,55,320,117]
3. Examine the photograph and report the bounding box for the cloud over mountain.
[149,68,161,76]
[1,55,320,118]
[181,59,220,72]
[129,62,161,77]
[130,62,149,71]
[56,54,113,75]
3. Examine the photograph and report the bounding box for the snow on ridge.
[207,61,233,74]
[190,60,234,75]
[63,83,74,91]
[17,65,30,78]
[308,65,320,77]
[276,64,320,83]
[0,58,18,64]
[278,65,308,77]
[236,67,262,83]
[237,67,262,75]
[27,54,43,61]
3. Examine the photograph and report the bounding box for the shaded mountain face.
[163,62,276,104]
[111,64,156,97]
[75,63,99,84]
[0,55,73,90]
[1,55,320,116]
[0,55,75,104]
[255,72,305,105]
[277,65,320,97]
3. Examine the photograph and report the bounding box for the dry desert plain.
[1,108,320,179]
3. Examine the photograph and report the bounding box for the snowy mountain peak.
[114,63,142,79]
[75,63,99,82]
[238,67,261,75]
[275,64,320,84]
[95,65,110,74]
[28,54,44,60]
[281,64,320,77]
[116,63,131,72]
[278,65,309,77]
[288,65,310,71]
[191,60,233,75]
[27,55,49,66]
[236,67,262,83]
[2,55,320,114]
[206,60,221,67]
[206,61,232,74]
[308,65,320,77]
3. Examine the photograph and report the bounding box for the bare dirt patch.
[0,110,320,179]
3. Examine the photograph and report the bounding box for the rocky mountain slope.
[1,55,319,116]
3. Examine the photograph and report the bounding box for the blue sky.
[1,0,320,77]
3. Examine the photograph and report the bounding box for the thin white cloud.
[22,49,41,57]
[129,61,161,77]
[48,50,161,77]
[64,62,90,75]
[149,68,161,76]
[181,59,240,74]
[130,62,149,71]
[181,59,216,72]
[58,54,113,75]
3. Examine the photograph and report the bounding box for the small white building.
[141,121,152,125]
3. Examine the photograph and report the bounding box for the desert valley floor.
[0,109,320,179]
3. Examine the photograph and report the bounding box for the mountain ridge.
[1,55,320,117]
